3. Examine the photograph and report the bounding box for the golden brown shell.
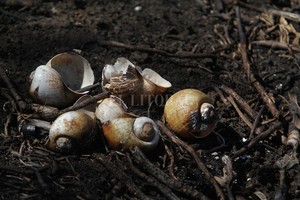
[163,89,216,139]
[101,117,160,152]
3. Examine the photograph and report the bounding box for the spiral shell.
[29,52,95,108]
[164,89,217,139]
[101,57,171,104]
[102,116,161,152]
[46,110,98,153]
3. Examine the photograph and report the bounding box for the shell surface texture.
[47,110,98,153]
[29,52,95,108]
[95,95,130,124]
[101,57,171,104]
[101,116,161,152]
[164,88,217,139]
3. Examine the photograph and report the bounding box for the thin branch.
[219,85,257,119]
[238,1,300,22]
[235,6,280,118]
[227,95,253,129]
[0,64,27,111]
[130,147,207,200]
[93,40,217,59]
[157,120,225,200]
[126,153,180,200]
[231,116,291,158]
[252,40,300,53]
[94,153,151,200]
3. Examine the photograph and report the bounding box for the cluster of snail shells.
[28,52,97,153]
[164,89,217,139]
[29,53,216,153]
[101,57,172,104]
[96,96,161,152]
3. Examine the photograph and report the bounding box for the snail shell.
[29,52,95,108]
[164,89,217,139]
[102,116,161,152]
[46,110,98,153]
[101,57,171,104]
[95,96,130,124]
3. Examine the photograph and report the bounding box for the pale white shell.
[102,116,161,152]
[29,52,95,108]
[95,96,129,124]
[47,110,98,153]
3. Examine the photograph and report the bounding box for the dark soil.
[1,0,300,199]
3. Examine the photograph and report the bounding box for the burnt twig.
[59,91,110,114]
[238,1,300,23]
[157,120,225,200]
[0,65,27,111]
[235,6,280,118]
[249,106,266,139]
[94,153,151,200]
[227,95,253,129]
[28,91,110,121]
[232,116,292,158]
[93,40,217,59]
[126,153,180,200]
[219,85,257,119]
[252,40,300,53]
[130,147,208,200]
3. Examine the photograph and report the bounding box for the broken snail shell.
[29,52,95,108]
[164,88,217,139]
[102,116,161,152]
[101,57,171,104]
[46,110,98,153]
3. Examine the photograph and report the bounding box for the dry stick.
[219,85,257,119]
[130,147,209,200]
[164,144,177,180]
[95,40,217,59]
[29,104,60,121]
[29,91,110,121]
[1,88,18,112]
[156,121,225,200]
[231,115,291,159]
[252,40,300,53]
[126,153,180,200]
[249,106,266,139]
[0,65,27,111]
[238,1,300,23]
[59,91,110,114]
[227,95,253,129]
[235,6,280,118]
[33,168,50,195]
[214,86,230,107]
[94,154,151,200]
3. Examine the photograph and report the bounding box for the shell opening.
[56,137,73,153]
[138,122,155,142]
[47,53,95,93]
[200,103,216,124]
[133,117,160,143]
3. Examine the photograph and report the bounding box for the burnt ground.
[1,0,300,199]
